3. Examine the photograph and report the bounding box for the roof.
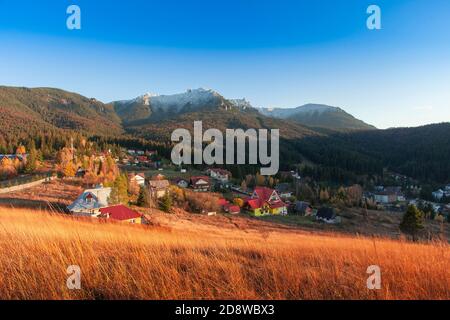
[208,168,232,176]
[129,172,145,180]
[317,207,336,219]
[99,205,142,221]
[253,187,275,202]
[249,187,286,210]
[275,183,291,193]
[149,179,170,189]
[218,198,229,206]
[151,174,166,180]
[295,201,311,212]
[67,187,112,212]
[190,176,210,185]
[247,199,263,209]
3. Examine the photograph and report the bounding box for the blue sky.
[0,0,449,128]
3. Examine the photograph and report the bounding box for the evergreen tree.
[137,186,151,207]
[400,205,425,240]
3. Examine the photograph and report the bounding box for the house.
[374,192,397,204]
[149,179,170,199]
[136,156,150,164]
[432,187,450,201]
[128,172,146,187]
[373,187,405,204]
[207,168,232,183]
[145,150,158,157]
[174,178,189,188]
[67,186,112,216]
[245,187,287,216]
[275,183,293,199]
[224,204,240,215]
[293,201,313,216]
[98,205,142,224]
[0,154,27,163]
[190,176,211,192]
[218,198,230,207]
[75,167,86,178]
[316,207,338,224]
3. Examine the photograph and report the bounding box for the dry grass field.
[0,207,448,300]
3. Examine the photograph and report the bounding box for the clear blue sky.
[1,0,449,128]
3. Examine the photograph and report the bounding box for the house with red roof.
[224,203,241,215]
[190,176,211,192]
[245,187,287,216]
[207,168,232,182]
[99,205,143,224]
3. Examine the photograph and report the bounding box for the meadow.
[0,207,448,300]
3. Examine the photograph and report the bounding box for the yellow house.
[99,205,143,224]
[246,187,288,216]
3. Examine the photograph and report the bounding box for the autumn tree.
[255,173,266,186]
[62,161,76,177]
[108,174,129,205]
[233,197,244,208]
[24,141,38,173]
[15,145,26,155]
[319,188,330,203]
[0,157,17,179]
[160,193,172,213]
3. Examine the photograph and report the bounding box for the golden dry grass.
[0,207,448,300]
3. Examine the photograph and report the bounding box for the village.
[1,145,449,239]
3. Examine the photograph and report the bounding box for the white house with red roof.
[207,168,232,182]
[245,187,287,216]
[190,176,211,192]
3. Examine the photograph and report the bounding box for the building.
[275,183,293,199]
[128,172,146,187]
[190,176,211,192]
[292,201,313,216]
[245,187,287,216]
[373,187,405,204]
[432,187,450,201]
[75,167,86,178]
[316,207,338,224]
[98,205,142,224]
[224,203,240,214]
[207,168,232,183]
[67,186,112,216]
[174,178,189,188]
[149,179,170,199]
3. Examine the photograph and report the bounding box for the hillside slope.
[0,208,448,300]
[260,104,376,131]
[0,86,123,137]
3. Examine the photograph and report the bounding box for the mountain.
[111,88,234,126]
[259,104,376,131]
[0,86,123,138]
[111,88,318,140]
